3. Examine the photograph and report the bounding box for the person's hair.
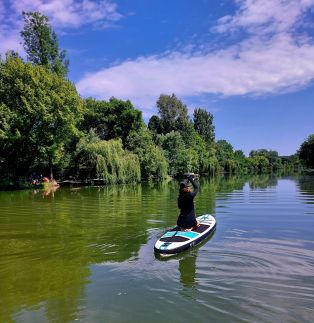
[180,187,191,193]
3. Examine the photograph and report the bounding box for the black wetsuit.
[177,178,199,229]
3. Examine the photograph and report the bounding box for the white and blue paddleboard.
[154,214,216,255]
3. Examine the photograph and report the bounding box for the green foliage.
[0,9,306,186]
[247,155,270,173]
[148,115,163,134]
[82,97,143,144]
[126,127,168,180]
[298,134,314,169]
[193,108,215,147]
[0,54,83,178]
[234,150,246,169]
[155,94,189,134]
[191,132,210,173]
[281,154,301,172]
[148,95,218,176]
[249,149,282,172]
[215,140,235,172]
[0,42,306,189]
[0,103,11,140]
[21,11,69,77]
[75,131,141,184]
[157,131,192,176]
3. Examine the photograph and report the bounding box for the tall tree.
[298,134,314,168]
[215,140,236,173]
[21,11,69,77]
[156,94,189,133]
[193,108,215,147]
[0,54,83,179]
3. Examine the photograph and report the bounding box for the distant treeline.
[0,12,313,187]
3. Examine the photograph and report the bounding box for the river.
[0,174,313,322]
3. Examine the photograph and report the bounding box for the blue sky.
[1,0,314,156]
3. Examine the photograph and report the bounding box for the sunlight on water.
[0,175,313,322]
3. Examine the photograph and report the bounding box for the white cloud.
[10,0,122,28]
[215,0,314,34]
[77,0,314,112]
[0,0,122,56]
[0,27,23,54]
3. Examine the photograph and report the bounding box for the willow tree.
[21,11,69,77]
[75,131,141,184]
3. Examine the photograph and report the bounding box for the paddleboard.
[154,214,216,255]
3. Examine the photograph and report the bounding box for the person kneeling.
[177,174,200,232]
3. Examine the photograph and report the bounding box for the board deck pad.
[154,214,216,255]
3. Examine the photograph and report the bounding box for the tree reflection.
[0,184,150,322]
[248,174,278,189]
[179,252,197,289]
[298,175,314,203]
[1,173,273,322]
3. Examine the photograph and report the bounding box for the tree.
[267,150,282,171]
[281,154,300,172]
[0,54,83,179]
[157,131,196,176]
[216,140,234,172]
[21,11,69,77]
[75,131,140,184]
[82,97,143,144]
[156,94,189,133]
[234,150,247,172]
[193,108,215,147]
[249,149,282,172]
[298,134,314,168]
[247,155,269,173]
[126,127,168,180]
[148,115,163,134]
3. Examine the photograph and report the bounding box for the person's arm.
[188,176,199,197]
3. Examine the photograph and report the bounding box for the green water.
[0,175,313,322]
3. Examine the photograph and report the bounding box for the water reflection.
[155,231,217,293]
[248,173,278,189]
[0,184,149,322]
[179,253,197,289]
[298,175,314,203]
[0,175,313,322]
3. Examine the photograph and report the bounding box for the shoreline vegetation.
[1,12,313,191]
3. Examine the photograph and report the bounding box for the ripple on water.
[194,237,314,321]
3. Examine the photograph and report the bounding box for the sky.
[1,0,314,156]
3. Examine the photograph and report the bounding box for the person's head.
[179,180,191,193]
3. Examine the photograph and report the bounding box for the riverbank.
[0,178,60,191]
[1,169,308,191]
